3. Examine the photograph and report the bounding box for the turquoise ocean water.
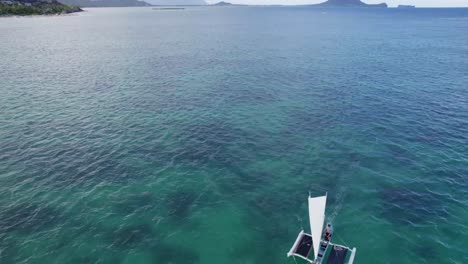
[1,6,468,264]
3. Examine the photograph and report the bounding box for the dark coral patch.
[70,256,102,264]
[221,166,275,193]
[285,108,333,138]
[379,188,448,225]
[152,242,199,264]
[413,243,440,262]
[129,121,254,170]
[0,236,18,264]
[114,192,156,215]
[165,190,197,221]
[172,122,250,166]
[109,224,154,249]
[245,191,306,242]
[0,203,62,234]
[383,143,420,168]
[230,241,281,264]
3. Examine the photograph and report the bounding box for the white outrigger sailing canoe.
[287,194,356,264]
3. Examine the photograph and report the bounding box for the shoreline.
[0,10,83,18]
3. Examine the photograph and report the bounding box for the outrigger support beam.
[349,247,357,264]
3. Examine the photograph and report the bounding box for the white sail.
[308,194,327,260]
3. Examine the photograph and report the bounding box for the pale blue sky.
[205,0,468,7]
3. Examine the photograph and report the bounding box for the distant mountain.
[146,0,206,5]
[316,0,387,8]
[59,0,150,7]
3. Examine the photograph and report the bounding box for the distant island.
[59,0,150,7]
[211,1,246,6]
[314,0,387,8]
[209,0,387,7]
[209,0,387,8]
[212,1,232,6]
[0,0,81,16]
[397,4,415,8]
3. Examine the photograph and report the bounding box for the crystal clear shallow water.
[1,6,468,264]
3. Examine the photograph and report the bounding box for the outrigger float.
[287,194,356,264]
